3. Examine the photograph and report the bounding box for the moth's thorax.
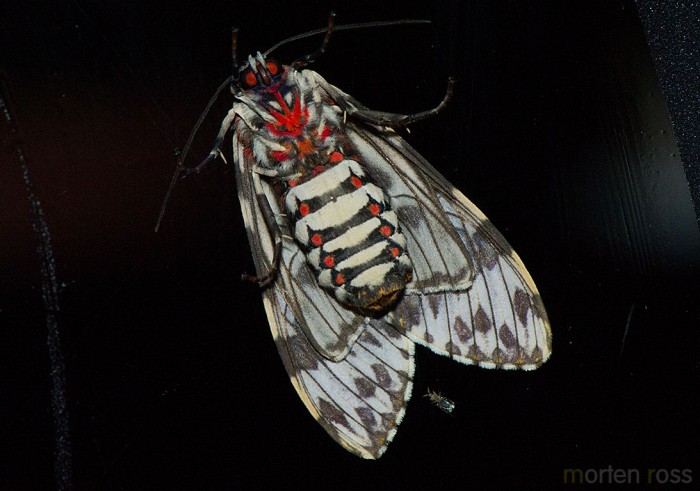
[245,69,343,179]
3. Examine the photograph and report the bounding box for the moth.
[424,388,456,414]
[162,14,551,459]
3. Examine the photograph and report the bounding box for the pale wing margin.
[233,117,367,362]
[262,289,415,459]
[348,125,552,369]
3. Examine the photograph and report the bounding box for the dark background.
[2,0,699,489]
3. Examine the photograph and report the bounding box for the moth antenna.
[263,17,432,59]
[154,76,231,233]
[292,11,336,69]
[154,149,185,233]
[231,27,240,83]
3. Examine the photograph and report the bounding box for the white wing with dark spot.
[233,130,414,458]
[345,122,552,369]
[263,289,414,458]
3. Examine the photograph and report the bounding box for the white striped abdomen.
[285,157,413,312]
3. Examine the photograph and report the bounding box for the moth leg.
[292,12,336,69]
[154,108,237,232]
[183,108,237,176]
[346,77,455,128]
[241,172,283,288]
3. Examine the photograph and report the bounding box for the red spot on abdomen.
[335,273,346,285]
[351,176,362,188]
[369,203,381,216]
[323,256,335,268]
[299,203,310,217]
[380,225,392,237]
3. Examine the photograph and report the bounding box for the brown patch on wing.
[472,233,499,270]
[354,377,376,399]
[474,306,493,334]
[360,330,381,347]
[355,406,377,429]
[428,295,443,319]
[288,335,319,371]
[318,398,351,431]
[371,363,393,389]
[467,344,487,362]
[445,340,462,357]
[498,323,517,349]
[453,315,473,343]
[513,288,531,326]
[397,295,422,329]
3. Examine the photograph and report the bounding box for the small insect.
[424,388,456,414]
[159,13,551,459]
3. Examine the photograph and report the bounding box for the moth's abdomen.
[285,158,413,313]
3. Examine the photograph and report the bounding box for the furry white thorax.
[234,69,342,179]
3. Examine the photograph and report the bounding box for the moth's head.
[233,52,287,93]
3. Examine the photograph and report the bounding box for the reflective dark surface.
[2,0,699,488]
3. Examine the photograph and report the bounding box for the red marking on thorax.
[272,150,288,162]
[296,139,315,157]
[265,90,309,138]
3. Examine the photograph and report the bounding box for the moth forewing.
[344,123,552,369]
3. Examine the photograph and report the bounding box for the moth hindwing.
[186,16,551,459]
